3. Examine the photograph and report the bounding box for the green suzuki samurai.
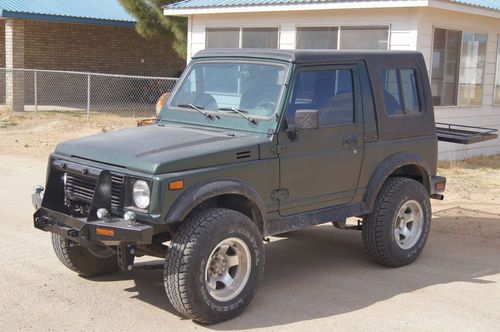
[33,49,460,324]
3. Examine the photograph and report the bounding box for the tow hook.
[67,229,79,238]
[35,216,53,229]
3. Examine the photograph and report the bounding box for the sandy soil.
[0,110,137,159]
[1,112,499,331]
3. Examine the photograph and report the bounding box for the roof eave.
[163,0,430,16]
[163,0,499,18]
[0,10,136,27]
[429,0,500,18]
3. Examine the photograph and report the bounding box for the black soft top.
[192,48,423,64]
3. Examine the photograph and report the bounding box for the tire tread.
[362,177,430,267]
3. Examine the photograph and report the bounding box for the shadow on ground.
[93,207,500,329]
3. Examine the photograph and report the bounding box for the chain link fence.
[0,68,178,118]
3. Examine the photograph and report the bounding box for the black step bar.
[436,122,498,145]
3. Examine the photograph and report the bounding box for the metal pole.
[34,70,38,115]
[87,74,91,120]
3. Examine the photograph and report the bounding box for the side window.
[381,69,404,115]
[400,69,421,114]
[288,68,354,127]
[380,68,421,116]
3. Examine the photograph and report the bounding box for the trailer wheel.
[164,208,264,324]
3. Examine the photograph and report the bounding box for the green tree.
[118,0,187,59]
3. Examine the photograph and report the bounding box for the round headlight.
[132,180,150,209]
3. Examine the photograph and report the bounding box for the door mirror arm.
[286,127,298,141]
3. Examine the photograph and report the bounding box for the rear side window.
[380,68,421,116]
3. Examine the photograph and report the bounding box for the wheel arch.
[364,153,431,210]
[165,178,266,234]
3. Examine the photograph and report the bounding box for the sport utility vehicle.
[34,49,478,324]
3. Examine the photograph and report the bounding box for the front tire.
[362,177,431,267]
[164,208,264,324]
[51,234,119,277]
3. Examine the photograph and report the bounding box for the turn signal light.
[96,227,115,237]
[168,180,184,190]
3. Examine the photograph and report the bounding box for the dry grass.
[435,154,500,214]
[438,154,500,170]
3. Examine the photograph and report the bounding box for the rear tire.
[164,208,264,324]
[362,177,431,267]
[51,234,119,277]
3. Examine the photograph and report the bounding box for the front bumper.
[33,190,153,246]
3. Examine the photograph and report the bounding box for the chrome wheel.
[393,200,424,250]
[205,237,251,302]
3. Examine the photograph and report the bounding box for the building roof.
[0,0,136,26]
[166,0,500,12]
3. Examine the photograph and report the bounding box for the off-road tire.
[362,177,431,267]
[164,208,264,324]
[51,233,119,277]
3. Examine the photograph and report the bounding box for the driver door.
[278,65,364,216]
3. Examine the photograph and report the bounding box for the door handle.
[343,135,358,148]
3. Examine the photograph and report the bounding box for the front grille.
[65,172,124,210]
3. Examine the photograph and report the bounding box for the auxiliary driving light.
[124,211,136,223]
[96,208,110,220]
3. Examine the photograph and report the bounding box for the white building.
[164,0,500,160]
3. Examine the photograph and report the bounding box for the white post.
[34,70,38,115]
[87,74,91,120]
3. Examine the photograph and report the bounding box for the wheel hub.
[393,200,424,250]
[209,254,227,275]
[205,237,251,302]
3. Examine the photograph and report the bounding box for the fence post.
[34,69,38,115]
[87,73,91,120]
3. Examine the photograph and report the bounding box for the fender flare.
[165,178,267,230]
[363,152,431,210]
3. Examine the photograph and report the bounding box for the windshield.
[160,60,289,133]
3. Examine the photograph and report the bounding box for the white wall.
[417,7,500,160]
[189,8,420,60]
[188,6,500,160]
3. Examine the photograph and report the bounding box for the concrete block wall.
[5,20,25,112]
[23,20,185,77]
[0,18,186,112]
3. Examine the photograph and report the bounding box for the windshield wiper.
[218,107,257,125]
[177,103,220,120]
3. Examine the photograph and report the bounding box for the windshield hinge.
[271,189,289,202]
[271,145,287,154]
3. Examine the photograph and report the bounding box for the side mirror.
[295,109,320,131]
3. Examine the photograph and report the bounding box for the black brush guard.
[33,159,153,246]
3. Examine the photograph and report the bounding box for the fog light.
[97,208,110,220]
[124,211,136,223]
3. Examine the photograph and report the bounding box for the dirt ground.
[1,112,499,331]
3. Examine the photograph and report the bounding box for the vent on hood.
[236,151,251,160]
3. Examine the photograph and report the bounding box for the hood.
[55,124,269,174]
